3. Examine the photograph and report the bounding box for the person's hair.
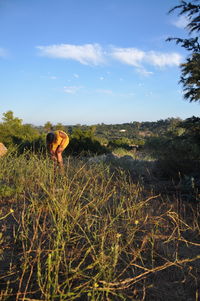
[46,132,55,144]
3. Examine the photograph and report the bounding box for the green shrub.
[145,135,200,177]
[108,137,131,150]
[66,127,109,156]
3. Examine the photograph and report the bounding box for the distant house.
[119,129,126,133]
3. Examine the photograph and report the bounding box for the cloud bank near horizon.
[36,43,183,73]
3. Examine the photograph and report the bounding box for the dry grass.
[0,152,200,300]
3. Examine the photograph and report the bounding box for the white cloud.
[37,43,105,66]
[111,47,182,68]
[172,15,189,29]
[36,43,182,72]
[64,86,82,94]
[146,51,182,67]
[111,47,145,67]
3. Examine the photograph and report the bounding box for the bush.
[108,138,131,150]
[145,135,200,177]
[66,137,109,156]
[66,127,109,156]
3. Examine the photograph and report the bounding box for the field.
[0,152,200,300]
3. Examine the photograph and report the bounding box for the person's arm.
[47,142,57,160]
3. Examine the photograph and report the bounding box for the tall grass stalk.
[0,152,200,300]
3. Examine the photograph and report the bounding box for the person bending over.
[46,130,69,172]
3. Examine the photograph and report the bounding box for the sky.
[0,0,199,125]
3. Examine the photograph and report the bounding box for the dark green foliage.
[180,53,200,102]
[108,137,132,150]
[147,134,199,159]
[180,115,200,142]
[16,136,46,154]
[66,127,109,156]
[169,1,200,35]
[1,111,200,180]
[54,122,65,131]
[145,117,200,177]
[67,137,108,156]
[0,111,40,149]
[168,0,200,52]
[43,121,53,132]
[167,0,200,102]
[33,118,182,144]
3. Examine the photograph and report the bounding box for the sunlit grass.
[0,152,200,300]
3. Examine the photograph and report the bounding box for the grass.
[112,148,137,158]
[0,151,200,300]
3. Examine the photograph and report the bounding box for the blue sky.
[0,0,199,125]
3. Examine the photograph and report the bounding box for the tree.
[2,110,22,126]
[167,0,200,102]
[180,115,200,142]
[67,126,108,155]
[44,121,53,132]
[54,123,65,131]
[180,52,200,101]
[0,111,39,147]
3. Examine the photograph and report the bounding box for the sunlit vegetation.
[0,150,200,300]
[1,1,200,299]
[0,110,200,300]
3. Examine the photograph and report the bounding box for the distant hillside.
[35,117,183,142]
